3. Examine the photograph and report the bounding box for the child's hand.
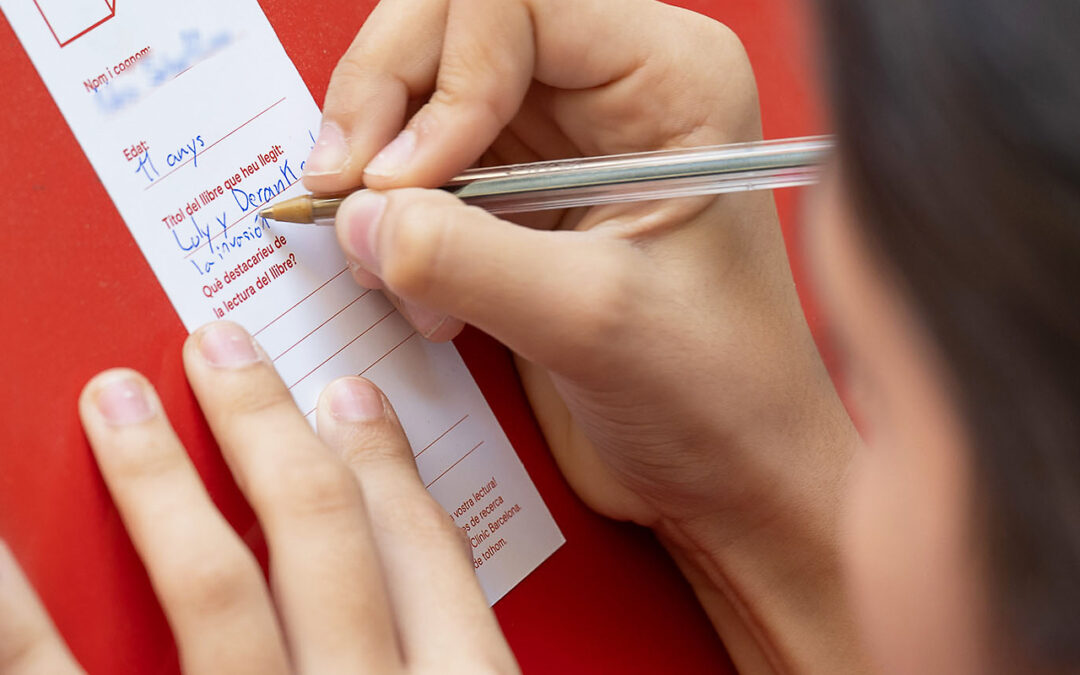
[0,321,517,674]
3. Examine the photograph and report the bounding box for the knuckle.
[329,51,374,88]
[259,457,361,519]
[673,5,741,51]
[341,434,410,469]
[454,520,473,559]
[429,47,519,125]
[375,493,457,540]
[381,198,449,299]
[104,436,187,484]
[714,23,748,60]
[221,379,295,420]
[702,16,742,50]
[700,22,755,89]
[568,250,636,350]
[666,10,753,87]
[430,81,510,131]
[324,55,398,114]
[163,547,258,616]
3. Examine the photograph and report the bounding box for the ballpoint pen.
[259,135,833,224]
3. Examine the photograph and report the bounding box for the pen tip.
[258,206,274,220]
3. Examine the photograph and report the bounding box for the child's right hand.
[308,0,851,616]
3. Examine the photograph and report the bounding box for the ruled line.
[271,291,371,362]
[287,309,396,391]
[358,331,416,377]
[181,174,302,259]
[426,441,485,489]
[300,330,418,417]
[146,97,286,190]
[415,414,469,460]
[253,267,348,337]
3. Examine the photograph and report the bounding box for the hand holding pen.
[261,136,832,223]
[284,0,856,671]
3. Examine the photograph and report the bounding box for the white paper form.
[3,0,562,603]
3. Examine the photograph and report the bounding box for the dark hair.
[817,0,1080,668]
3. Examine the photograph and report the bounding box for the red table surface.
[0,1,825,672]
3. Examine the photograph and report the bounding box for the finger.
[316,378,515,672]
[78,369,288,675]
[334,188,643,373]
[382,288,465,343]
[360,0,535,188]
[363,0,692,186]
[0,542,84,675]
[348,261,384,290]
[525,0,758,153]
[302,0,449,193]
[182,323,399,674]
[309,0,718,191]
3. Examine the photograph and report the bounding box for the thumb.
[334,188,636,372]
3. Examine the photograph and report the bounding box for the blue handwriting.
[166,135,206,168]
[230,159,299,212]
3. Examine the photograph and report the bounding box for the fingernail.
[364,129,416,178]
[401,300,449,339]
[96,375,155,426]
[328,377,385,422]
[304,122,349,176]
[199,322,260,368]
[339,191,387,271]
[348,261,383,289]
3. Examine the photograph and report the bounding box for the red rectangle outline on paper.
[31,0,116,48]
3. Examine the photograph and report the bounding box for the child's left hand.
[0,320,517,675]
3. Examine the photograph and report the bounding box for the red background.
[0,1,825,672]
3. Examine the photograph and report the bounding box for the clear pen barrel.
[450,136,832,214]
